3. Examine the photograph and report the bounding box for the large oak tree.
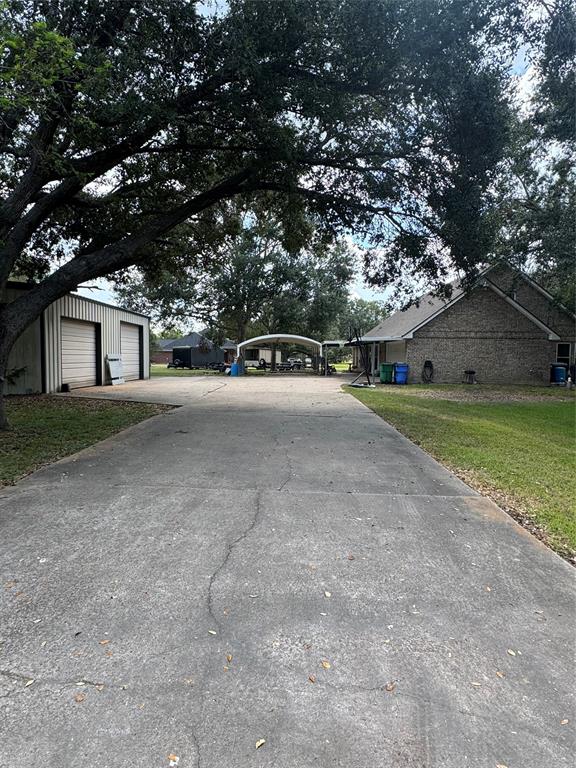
[1,0,521,426]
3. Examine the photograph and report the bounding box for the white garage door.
[61,319,97,389]
[121,322,141,380]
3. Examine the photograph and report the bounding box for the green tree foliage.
[492,131,575,307]
[533,0,575,143]
[0,0,525,425]
[117,213,354,343]
[335,297,387,339]
[491,1,575,307]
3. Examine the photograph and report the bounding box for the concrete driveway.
[1,376,574,768]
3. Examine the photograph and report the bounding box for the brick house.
[357,264,575,384]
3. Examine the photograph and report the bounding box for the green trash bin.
[380,362,394,384]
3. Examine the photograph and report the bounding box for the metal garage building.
[3,283,149,395]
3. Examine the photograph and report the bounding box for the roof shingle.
[363,283,463,340]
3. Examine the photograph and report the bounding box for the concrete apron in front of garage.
[0,376,574,768]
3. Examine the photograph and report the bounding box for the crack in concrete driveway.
[0,375,574,767]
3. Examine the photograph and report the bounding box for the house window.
[556,343,571,365]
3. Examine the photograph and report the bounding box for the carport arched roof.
[237,334,323,356]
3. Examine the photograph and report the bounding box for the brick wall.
[406,287,558,384]
[151,350,172,364]
[489,266,575,339]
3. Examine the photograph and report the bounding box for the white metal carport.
[237,334,323,372]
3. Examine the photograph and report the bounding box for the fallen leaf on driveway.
[99,639,110,645]
[226,654,233,663]
[208,630,217,635]
[74,693,85,703]
[496,671,505,679]
[255,739,265,749]
[496,764,508,768]
[168,754,179,766]
[471,682,482,687]
[385,681,396,692]
[25,679,34,687]
[95,685,104,692]
[324,591,331,598]
[308,675,316,683]
[507,649,516,656]
[347,554,355,560]
[560,719,569,725]
[321,660,331,669]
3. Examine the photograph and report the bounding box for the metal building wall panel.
[2,287,42,394]
[43,294,149,393]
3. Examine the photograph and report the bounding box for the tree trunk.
[0,305,20,430]
[0,361,9,431]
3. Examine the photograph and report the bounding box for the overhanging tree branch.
[3,165,259,340]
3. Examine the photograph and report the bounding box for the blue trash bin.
[394,362,409,384]
[230,363,239,377]
[551,364,567,384]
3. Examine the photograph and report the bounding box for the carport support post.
[271,344,277,372]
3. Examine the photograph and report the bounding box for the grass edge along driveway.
[0,395,172,487]
[150,363,221,377]
[347,385,576,562]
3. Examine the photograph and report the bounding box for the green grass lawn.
[151,363,269,376]
[0,395,171,486]
[150,363,221,376]
[347,384,576,558]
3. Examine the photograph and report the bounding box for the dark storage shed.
[172,344,224,368]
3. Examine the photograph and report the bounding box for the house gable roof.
[362,281,465,341]
[159,332,213,350]
[512,270,575,320]
[485,280,560,340]
[362,266,563,342]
